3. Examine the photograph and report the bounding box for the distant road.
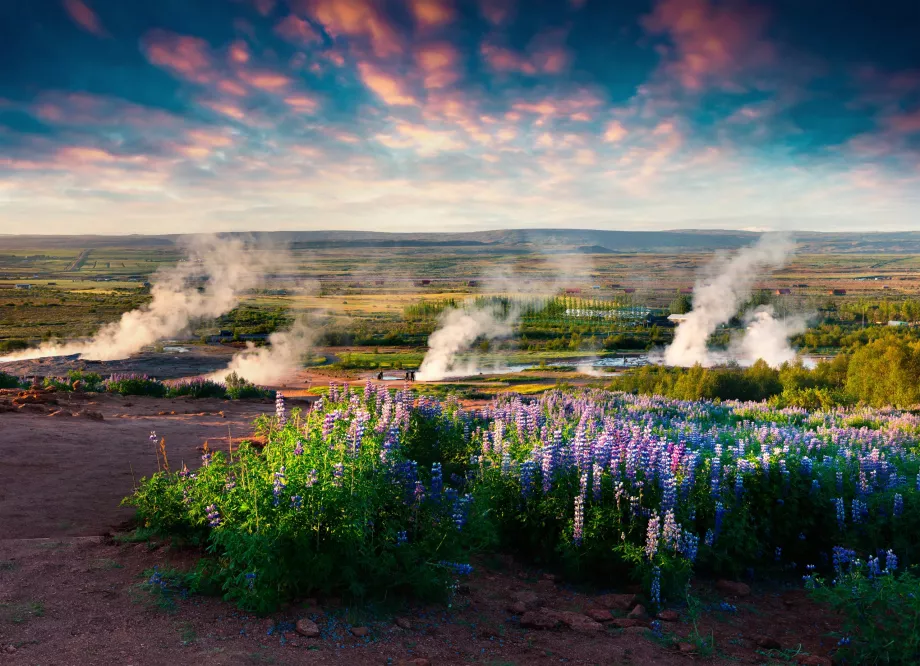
[66,249,91,272]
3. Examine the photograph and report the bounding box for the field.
[3,232,920,664]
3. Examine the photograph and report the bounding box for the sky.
[1,0,919,235]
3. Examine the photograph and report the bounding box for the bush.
[0,339,29,353]
[224,372,273,399]
[805,549,920,665]
[67,370,103,392]
[104,374,167,397]
[0,371,21,389]
[126,386,482,612]
[166,378,227,399]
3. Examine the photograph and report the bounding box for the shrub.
[805,549,920,665]
[104,374,167,397]
[166,378,227,399]
[224,372,273,399]
[0,371,21,389]
[0,339,29,353]
[67,370,103,392]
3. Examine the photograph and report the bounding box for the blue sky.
[1,0,919,234]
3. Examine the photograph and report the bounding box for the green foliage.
[0,370,21,389]
[103,374,167,397]
[224,372,274,399]
[166,378,228,399]
[846,337,920,408]
[0,339,29,352]
[806,558,920,665]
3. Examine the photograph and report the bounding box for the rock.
[585,608,613,622]
[595,593,639,611]
[43,385,57,393]
[158,411,168,416]
[395,617,412,630]
[657,609,680,622]
[756,636,782,650]
[511,590,539,607]
[520,610,561,630]
[81,410,105,421]
[4,645,15,654]
[623,626,650,636]
[295,618,320,638]
[611,618,641,629]
[18,403,47,413]
[795,656,831,666]
[677,642,696,653]
[716,580,751,597]
[72,380,83,391]
[507,601,528,614]
[350,626,370,637]
[627,604,648,620]
[555,610,603,633]
[48,409,72,418]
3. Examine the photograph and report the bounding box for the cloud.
[62,0,107,37]
[141,30,215,84]
[409,0,455,30]
[641,0,774,91]
[603,120,627,142]
[478,0,515,26]
[357,62,417,106]
[481,30,571,76]
[302,0,402,58]
[275,14,323,46]
[415,42,461,89]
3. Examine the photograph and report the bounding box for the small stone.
[657,610,680,622]
[507,601,528,614]
[395,617,412,630]
[585,608,613,622]
[677,642,695,653]
[81,410,105,421]
[716,580,751,597]
[350,626,370,637]
[4,645,16,654]
[555,611,603,633]
[520,610,561,630]
[756,636,782,650]
[595,593,639,611]
[627,604,648,620]
[511,590,539,607]
[295,618,320,638]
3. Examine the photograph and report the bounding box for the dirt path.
[0,394,273,539]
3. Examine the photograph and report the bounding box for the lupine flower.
[430,463,443,501]
[885,549,898,573]
[206,503,221,527]
[332,463,344,487]
[893,493,904,517]
[573,494,584,545]
[645,512,660,559]
[396,530,408,546]
[273,467,287,505]
[275,392,286,426]
[245,572,257,589]
[650,565,661,607]
[439,561,473,576]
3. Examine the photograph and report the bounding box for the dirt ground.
[0,395,840,666]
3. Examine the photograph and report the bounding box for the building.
[14,284,31,290]
[829,289,847,296]
[889,321,908,327]
[775,288,792,295]
[564,288,581,294]
[623,288,636,294]
[667,314,690,324]
[679,287,693,295]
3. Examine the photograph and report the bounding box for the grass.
[0,601,45,624]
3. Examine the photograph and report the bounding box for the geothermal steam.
[664,234,799,368]
[0,235,279,363]
[416,304,516,381]
[210,317,316,385]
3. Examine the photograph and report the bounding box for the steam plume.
[664,234,796,367]
[0,235,280,363]
[210,317,316,385]
[415,303,516,381]
[731,306,807,367]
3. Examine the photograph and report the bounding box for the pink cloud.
[238,70,292,92]
[202,101,247,120]
[889,109,920,134]
[217,79,249,97]
[479,0,514,26]
[300,0,402,58]
[141,30,214,84]
[409,0,455,30]
[229,40,250,64]
[603,120,627,142]
[62,0,107,37]
[32,93,183,129]
[415,42,461,89]
[285,95,320,113]
[357,62,416,106]
[481,30,571,76]
[641,0,774,91]
[275,14,322,46]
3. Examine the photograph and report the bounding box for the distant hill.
[4,229,920,254]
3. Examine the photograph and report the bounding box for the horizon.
[2,0,919,234]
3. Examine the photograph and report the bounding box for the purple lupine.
[206,504,221,527]
[272,467,286,506]
[645,512,660,559]
[275,391,286,426]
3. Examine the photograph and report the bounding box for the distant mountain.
[4,229,920,254]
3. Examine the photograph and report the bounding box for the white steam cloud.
[210,317,316,385]
[0,235,281,363]
[731,306,808,367]
[664,234,799,368]
[415,303,516,381]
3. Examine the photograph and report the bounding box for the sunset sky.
[1,0,919,234]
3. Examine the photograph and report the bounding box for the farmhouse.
[668,313,690,324]
[15,283,31,290]
[775,288,792,295]
[829,289,847,296]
